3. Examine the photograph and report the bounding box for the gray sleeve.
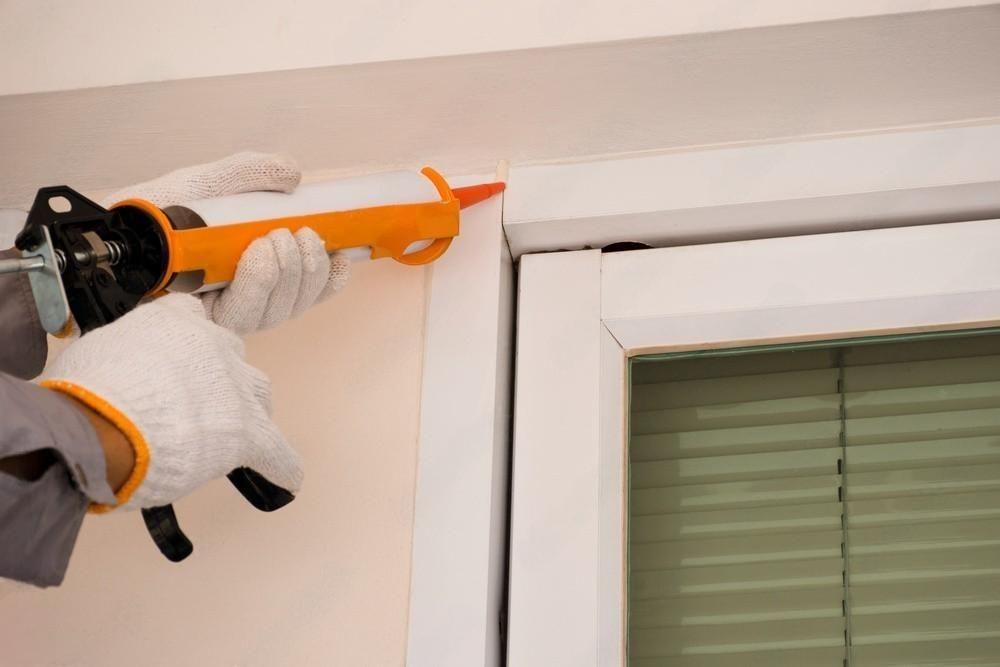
[0,374,116,586]
[0,248,48,380]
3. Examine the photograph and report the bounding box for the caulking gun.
[0,166,504,563]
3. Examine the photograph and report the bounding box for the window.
[508,219,1000,665]
[629,331,1000,665]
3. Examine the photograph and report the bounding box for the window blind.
[628,334,1000,667]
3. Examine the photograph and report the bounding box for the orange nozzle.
[453,182,506,209]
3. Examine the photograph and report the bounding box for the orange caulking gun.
[0,166,504,563]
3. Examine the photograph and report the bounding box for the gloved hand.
[100,151,350,335]
[41,292,302,510]
[201,226,350,334]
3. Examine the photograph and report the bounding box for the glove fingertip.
[318,252,351,301]
[205,237,279,333]
[267,226,296,243]
[253,431,305,494]
[293,227,331,274]
[293,226,323,245]
[266,227,302,272]
[229,152,301,194]
[237,236,282,289]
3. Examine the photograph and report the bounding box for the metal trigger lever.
[141,469,295,562]
[226,467,296,511]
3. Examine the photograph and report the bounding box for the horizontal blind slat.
[631,349,836,385]
[850,431,1000,464]
[850,518,1000,555]
[851,577,1000,616]
[632,446,842,487]
[842,336,1000,367]
[631,529,843,570]
[848,490,1000,527]
[631,556,844,599]
[844,354,1000,391]
[630,617,845,658]
[845,408,1000,446]
[629,646,845,667]
[849,463,1000,499]
[631,501,843,542]
[631,368,838,411]
[631,472,841,514]
[852,638,1000,666]
[632,395,840,433]
[851,545,1000,585]
[852,606,1000,646]
[631,587,844,628]
[632,420,840,461]
[845,380,1000,418]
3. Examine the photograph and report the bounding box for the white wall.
[1,0,993,95]
[0,260,427,666]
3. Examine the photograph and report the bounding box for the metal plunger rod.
[0,239,125,276]
[0,256,45,275]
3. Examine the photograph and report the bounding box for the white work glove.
[42,293,302,510]
[100,152,350,335]
[201,226,350,334]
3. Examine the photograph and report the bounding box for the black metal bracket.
[18,187,167,334]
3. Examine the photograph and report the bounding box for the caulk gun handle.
[141,505,193,562]
[226,467,296,511]
[141,469,295,562]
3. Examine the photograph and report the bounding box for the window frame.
[507,217,1000,665]
[406,176,514,666]
[412,123,1000,666]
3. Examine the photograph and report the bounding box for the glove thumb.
[246,420,304,494]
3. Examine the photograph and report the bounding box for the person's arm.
[0,292,301,587]
[0,247,131,490]
[0,396,135,490]
[0,244,115,586]
[0,248,48,380]
[69,398,135,490]
[0,375,117,587]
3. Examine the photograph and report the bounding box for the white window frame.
[508,218,1000,665]
[406,173,516,667]
[410,123,1000,665]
